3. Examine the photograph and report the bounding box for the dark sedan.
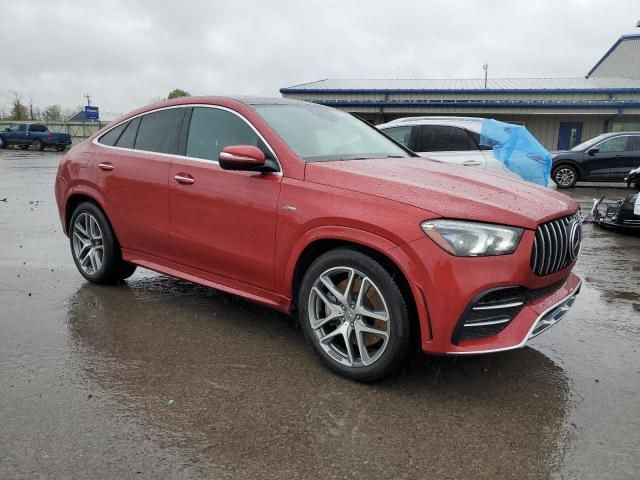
[551,132,640,188]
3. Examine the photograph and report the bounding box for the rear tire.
[56,145,66,152]
[69,202,133,284]
[552,164,578,188]
[299,248,412,382]
[0,136,6,149]
[31,140,44,151]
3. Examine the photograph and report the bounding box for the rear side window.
[625,136,640,152]
[30,124,47,132]
[382,126,412,147]
[115,117,140,149]
[186,107,264,161]
[98,122,128,146]
[134,108,185,154]
[415,125,478,152]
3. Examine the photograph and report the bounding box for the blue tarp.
[479,119,552,187]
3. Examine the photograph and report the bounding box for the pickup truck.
[0,124,72,151]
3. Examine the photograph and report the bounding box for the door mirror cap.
[219,145,275,172]
[587,148,599,155]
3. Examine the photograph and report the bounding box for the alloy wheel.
[555,167,575,187]
[72,212,104,275]
[308,266,390,367]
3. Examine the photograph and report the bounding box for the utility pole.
[83,93,91,106]
[483,63,488,89]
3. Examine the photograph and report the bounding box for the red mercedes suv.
[55,96,582,381]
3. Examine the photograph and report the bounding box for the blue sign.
[84,105,99,121]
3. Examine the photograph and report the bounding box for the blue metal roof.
[315,100,640,110]
[280,77,640,95]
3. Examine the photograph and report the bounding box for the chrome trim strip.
[445,279,581,355]
[174,175,195,184]
[472,301,524,311]
[91,103,283,176]
[463,318,511,327]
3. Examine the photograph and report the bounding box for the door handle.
[174,174,195,185]
[98,163,114,171]
[462,160,483,166]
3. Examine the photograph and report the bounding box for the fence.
[0,120,107,144]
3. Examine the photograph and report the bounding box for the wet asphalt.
[0,149,638,480]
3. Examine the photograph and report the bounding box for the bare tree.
[9,91,28,121]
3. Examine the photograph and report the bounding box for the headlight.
[420,219,523,256]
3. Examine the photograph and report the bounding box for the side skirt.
[121,248,292,313]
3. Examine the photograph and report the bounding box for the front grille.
[531,211,581,276]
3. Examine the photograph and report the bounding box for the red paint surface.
[55,96,581,355]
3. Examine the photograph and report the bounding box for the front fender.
[280,225,397,297]
[279,225,433,342]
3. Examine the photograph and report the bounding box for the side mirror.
[587,148,599,156]
[219,145,274,172]
[3,127,9,131]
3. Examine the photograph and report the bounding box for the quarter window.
[597,136,628,153]
[134,108,185,154]
[98,122,128,146]
[186,107,264,161]
[382,126,413,147]
[115,117,140,149]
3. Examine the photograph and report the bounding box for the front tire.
[0,136,6,149]
[69,202,131,284]
[299,248,412,381]
[552,164,578,188]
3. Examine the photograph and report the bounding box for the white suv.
[377,116,553,187]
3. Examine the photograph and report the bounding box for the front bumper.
[393,232,581,355]
[446,275,581,354]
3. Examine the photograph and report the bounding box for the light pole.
[483,63,488,89]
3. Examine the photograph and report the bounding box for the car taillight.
[48,132,53,140]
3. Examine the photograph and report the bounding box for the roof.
[588,34,640,79]
[281,77,640,94]
[66,109,122,122]
[226,95,310,106]
[378,116,485,131]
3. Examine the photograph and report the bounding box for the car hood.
[304,158,578,229]
[552,150,581,159]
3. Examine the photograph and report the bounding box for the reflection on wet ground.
[65,278,570,479]
[1,151,638,479]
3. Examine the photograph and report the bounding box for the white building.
[281,34,640,151]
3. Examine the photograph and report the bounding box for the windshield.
[255,104,411,162]
[571,134,609,152]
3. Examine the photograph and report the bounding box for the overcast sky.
[1,0,638,116]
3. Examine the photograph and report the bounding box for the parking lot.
[0,149,638,479]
